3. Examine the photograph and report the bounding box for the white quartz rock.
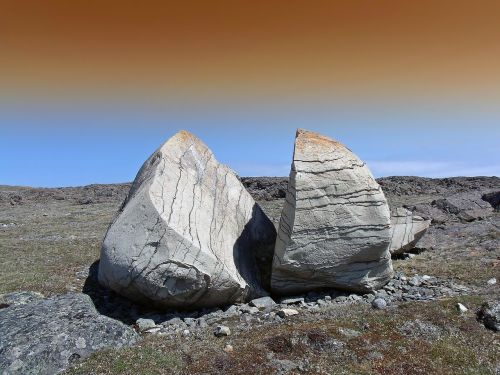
[98,131,276,309]
[389,208,431,255]
[271,129,393,294]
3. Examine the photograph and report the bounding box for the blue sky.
[1,101,499,187]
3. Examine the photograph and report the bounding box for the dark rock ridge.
[0,293,138,375]
[2,176,498,210]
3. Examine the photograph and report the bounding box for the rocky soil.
[1,176,499,374]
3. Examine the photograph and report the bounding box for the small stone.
[183,318,196,327]
[136,318,156,332]
[223,344,234,353]
[224,305,240,316]
[214,325,231,337]
[372,298,387,310]
[477,301,500,332]
[145,327,162,334]
[408,276,422,287]
[338,328,362,338]
[487,278,497,286]
[280,297,305,305]
[197,318,208,328]
[456,303,468,313]
[240,305,259,314]
[162,317,184,327]
[277,308,299,318]
[349,294,362,302]
[182,329,190,337]
[250,296,276,309]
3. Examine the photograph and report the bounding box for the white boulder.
[98,131,276,309]
[271,129,393,294]
[389,208,431,255]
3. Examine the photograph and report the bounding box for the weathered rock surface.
[0,293,138,375]
[482,191,500,211]
[433,194,493,222]
[0,291,44,307]
[98,131,276,309]
[477,301,500,332]
[271,129,393,295]
[389,208,431,255]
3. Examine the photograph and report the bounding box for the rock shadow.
[233,203,277,295]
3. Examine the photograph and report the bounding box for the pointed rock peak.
[160,130,212,156]
[167,130,204,147]
[294,129,350,160]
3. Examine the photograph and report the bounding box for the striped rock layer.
[98,131,276,309]
[271,129,393,294]
[389,208,430,255]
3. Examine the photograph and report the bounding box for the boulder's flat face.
[0,293,138,375]
[271,129,393,294]
[98,131,276,309]
[389,208,431,255]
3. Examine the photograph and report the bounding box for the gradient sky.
[1,1,499,186]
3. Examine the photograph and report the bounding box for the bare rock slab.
[389,208,431,255]
[271,129,393,294]
[0,293,138,375]
[98,131,276,309]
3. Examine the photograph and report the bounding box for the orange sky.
[1,0,500,102]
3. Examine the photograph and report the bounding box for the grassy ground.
[0,201,117,295]
[67,296,499,375]
[1,185,499,374]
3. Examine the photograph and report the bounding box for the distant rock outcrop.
[389,208,431,255]
[0,293,138,375]
[271,129,393,294]
[98,131,276,309]
[433,194,493,222]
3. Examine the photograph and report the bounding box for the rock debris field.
[0,129,499,375]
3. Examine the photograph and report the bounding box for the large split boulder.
[98,131,276,309]
[271,129,393,294]
[389,208,431,255]
[0,293,138,375]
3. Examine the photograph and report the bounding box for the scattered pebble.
[240,305,259,314]
[280,297,305,305]
[223,344,234,353]
[477,301,500,332]
[456,303,468,313]
[487,278,497,286]
[250,296,276,309]
[277,308,299,318]
[338,327,362,338]
[136,318,156,332]
[214,325,231,337]
[372,297,387,310]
